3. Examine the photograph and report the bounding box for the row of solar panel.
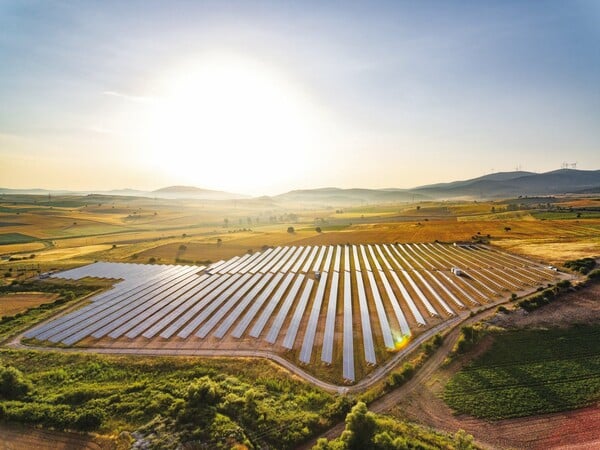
[28,243,554,382]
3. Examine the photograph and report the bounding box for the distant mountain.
[2,169,599,205]
[414,171,535,190]
[272,169,600,205]
[152,185,247,200]
[412,169,600,199]
[274,187,429,206]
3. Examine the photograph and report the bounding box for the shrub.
[564,258,596,274]
[588,269,600,280]
[74,407,105,430]
[0,365,32,399]
[287,226,295,233]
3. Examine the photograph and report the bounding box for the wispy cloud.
[103,91,154,104]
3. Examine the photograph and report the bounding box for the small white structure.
[451,267,463,276]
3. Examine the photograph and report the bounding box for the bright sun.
[141,54,326,193]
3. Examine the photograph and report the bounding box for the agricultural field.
[444,325,600,419]
[24,242,562,385]
[0,292,59,316]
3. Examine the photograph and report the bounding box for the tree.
[217,238,222,247]
[342,402,376,450]
[0,365,31,400]
[316,227,322,233]
[287,226,295,234]
[504,226,511,232]
[224,218,229,227]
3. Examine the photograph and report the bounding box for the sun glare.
[141,54,326,193]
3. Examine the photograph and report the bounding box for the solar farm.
[25,243,560,383]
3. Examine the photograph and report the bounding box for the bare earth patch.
[490,280,600,329]
[0,423,113,450]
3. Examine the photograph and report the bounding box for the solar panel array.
[27,243,558,382]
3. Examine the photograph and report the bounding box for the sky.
[0,0,599,195]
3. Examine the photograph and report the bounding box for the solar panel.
[353,249,376,364]
[291,246,312,274]
[365,270,394,349]
[125,274,211,338]
[437,270,480,305]
[343,245,350,272]
[321,245,342,363]
[159,273,238,338]
[228,251,264,274]
[27,264,184,338]
[95,270,205,339]
[280,246,304,273]
[377,270,411,337]
[282,278,315,349]
[267,246,295,273]
[342,269,355,381]
[39,265,200,343]
[312,245,327,272]
[411,270,455,316]
[214,272,274,339]
[250,246,283,274]
[397,244,426,270]
[141,274,227,338]
[249,272,295,338]
[299,273,327,363]
[367,245,383,271]
[384,245,438,317]
[195,273,261,338]
[301,246,319,273]
[265,275,305,344]
[231,272,284,338]
[177,274,249,338]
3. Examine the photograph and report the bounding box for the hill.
[413,169,600,199]
[152,185,247,200]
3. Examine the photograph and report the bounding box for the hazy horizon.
[1,1,599,196]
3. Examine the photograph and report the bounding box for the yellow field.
[0,293,58,316]
[1,196,599,272]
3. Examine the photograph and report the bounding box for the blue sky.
[0,1,599,194]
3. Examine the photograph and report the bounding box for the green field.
[444,325,600,419]
[531,210,600,220]
[0,233,38,245]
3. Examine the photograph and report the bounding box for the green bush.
[588,269,600,280]
[74,407,105,430]
[0,365,32,399]
[564,258,596,274]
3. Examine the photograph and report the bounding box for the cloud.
[102,91,154,104]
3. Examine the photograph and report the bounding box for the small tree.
[287,226,295,234]
[316,226,322,233]
[504,226,511,232]
[0,365,31,400]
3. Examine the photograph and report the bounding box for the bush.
[452,326,483,355]
[287,226,295,233]
[74,407,105,430]
[588,269,600,280]
[0,365,32,399]
[564,258,596,274]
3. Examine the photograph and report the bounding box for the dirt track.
[0,423,111,450]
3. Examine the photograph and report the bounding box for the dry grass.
[0,292,59,316]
